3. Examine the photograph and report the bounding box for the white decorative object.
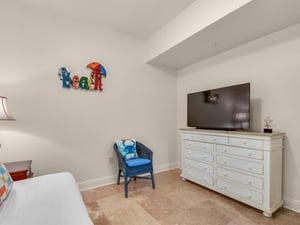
[264,116,273,129]
[264,116,273,133]
[180,128,284,217]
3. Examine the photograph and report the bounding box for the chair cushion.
[125,158,151,167]
[115,139,137,160]
[0,162,13,206]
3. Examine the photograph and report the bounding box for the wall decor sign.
[58,62,107,91]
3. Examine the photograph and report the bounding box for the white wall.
[177,22,300,211]
[0,2,178,188]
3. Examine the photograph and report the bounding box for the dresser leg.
[263,211,272,217]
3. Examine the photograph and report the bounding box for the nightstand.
[4,160,33,181]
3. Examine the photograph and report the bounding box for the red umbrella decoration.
[86,62,107,91]
[58,62,107,91]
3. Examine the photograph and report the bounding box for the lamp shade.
[0,96,15,120]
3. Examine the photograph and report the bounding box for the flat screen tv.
[187,83,250,131]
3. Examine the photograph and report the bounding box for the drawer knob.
[224,149,227,153]
[223,185,227,189]
[204,166,207,170]
[248,167,252,171]
[223,160,227,164]
[223,173,227,177]
[248,152,252,157]
[247,194,252,199]
[203,155,207,159]
[248,180,252,185]
[243,142,247,145]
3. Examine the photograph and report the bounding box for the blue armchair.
[113,141,155,198]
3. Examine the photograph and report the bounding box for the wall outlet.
[109,157,113,164]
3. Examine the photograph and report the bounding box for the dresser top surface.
[180,128,284,137]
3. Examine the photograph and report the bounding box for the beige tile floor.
[81,169,300,225]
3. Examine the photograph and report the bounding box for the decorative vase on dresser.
[180,128,284,217]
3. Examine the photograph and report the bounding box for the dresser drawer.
[203,135,228,144]
[216,155,264,175]
[183,140,213,152]
[216,167,263,190]
[216,145,264,160]
[184,149,214,163]
[229,137,264,149]
[184,158,214,174]
[181,133,203,141]
[216,179,263,204]
[183,167,214,186]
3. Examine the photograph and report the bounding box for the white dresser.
[180,128,284,217]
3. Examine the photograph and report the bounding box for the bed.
[0,172,94,225]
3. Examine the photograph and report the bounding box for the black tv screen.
[187,83,250,131]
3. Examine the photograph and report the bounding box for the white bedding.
[0,172,94,225]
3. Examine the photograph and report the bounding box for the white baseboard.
[283,196,300,213]
[78,162,180,191]
[154,162,179,173]
[78,174,117,191]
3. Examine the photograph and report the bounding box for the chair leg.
[124,175,128,198]
[117,169,121,185]
[151,172,155,189]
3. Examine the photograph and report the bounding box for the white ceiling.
[148,0,300,69]
[19,0,196,40]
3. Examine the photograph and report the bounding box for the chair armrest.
[113,143,126,169]
[136,142,153,161]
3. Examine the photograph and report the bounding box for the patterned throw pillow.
[0,162,13,206]
[115,139,137,160]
